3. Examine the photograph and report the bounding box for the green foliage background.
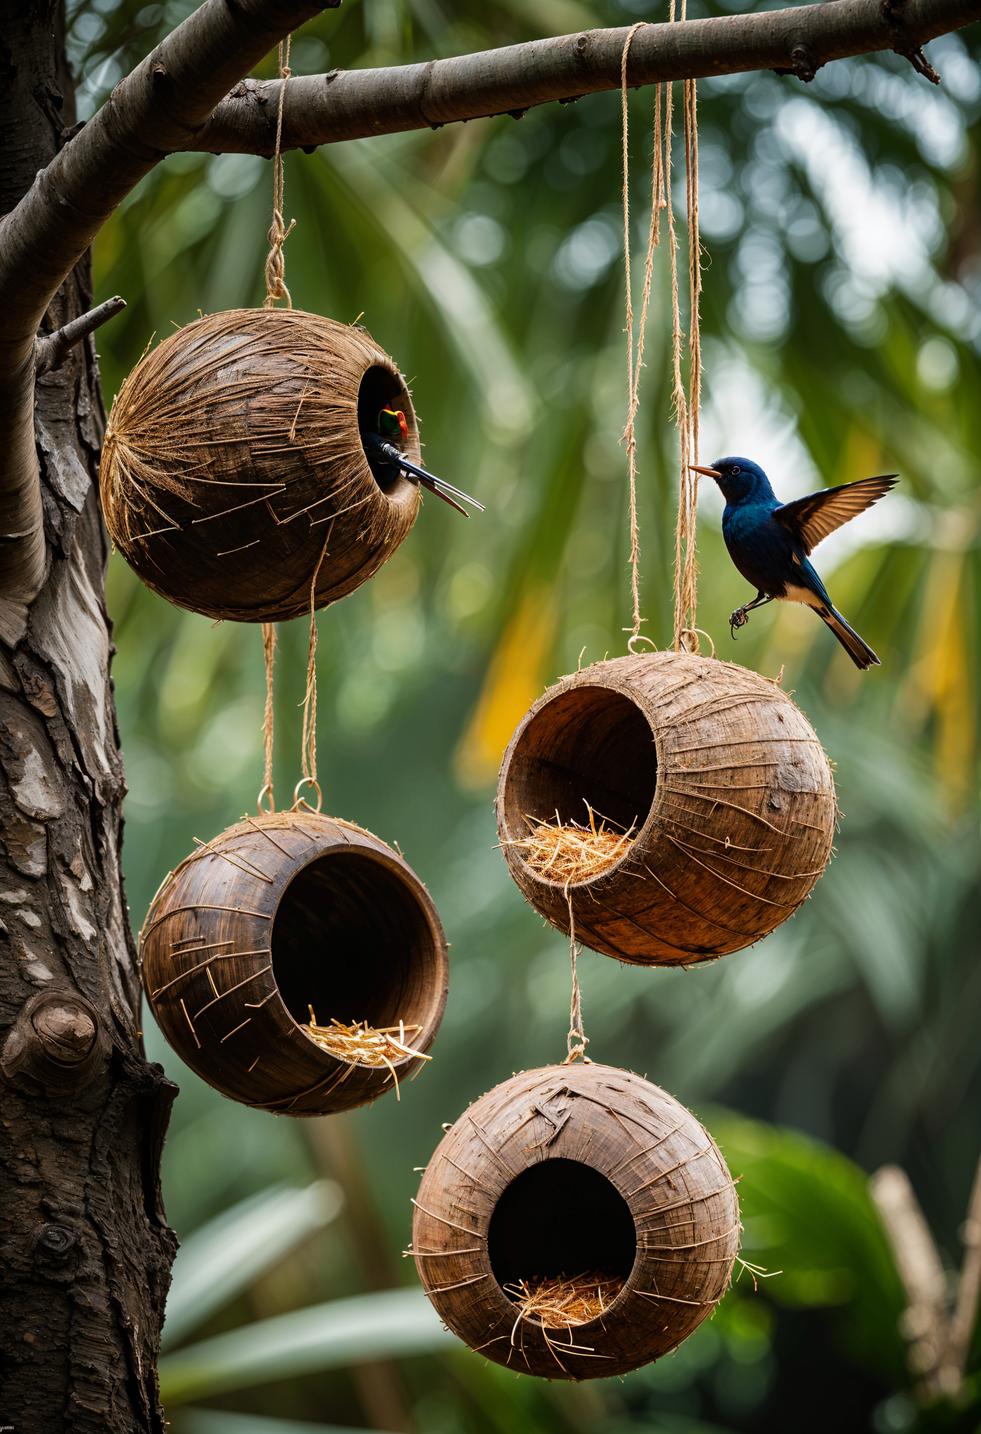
[69,1,981,1430]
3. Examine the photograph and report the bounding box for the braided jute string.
[558,13,703,1056]
[619,12,704,657]
[560,22,666,1065]
[562,886,590,1065]
[620,22,664,656]
[263,36,295,309]
[258,622,277,811]
[670,0,704,652]
[256,538,329,816]
[294,533,330,813]
[256,35,295,813]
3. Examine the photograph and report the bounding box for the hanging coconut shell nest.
[100,309,423,622]
[497,651,836,967]
[140,811,448,1116]
[412,1062,739,1379]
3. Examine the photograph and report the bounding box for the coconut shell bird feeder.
[497,651,836,967]
[140,811,448,1116]
[412,1062,740,1379]
[100,308,424,622]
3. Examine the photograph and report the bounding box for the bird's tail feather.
[818,604,879,670]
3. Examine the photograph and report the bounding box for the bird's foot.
[729,606,750,639]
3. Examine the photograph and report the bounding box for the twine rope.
[557,22,666,1064]
[295,534,330,813]
[619,10,704,657]
[620,24,663,653]
[557,12,705,1066]
[258,622,277,811]
[670,0,704,652]
[563,886,590,1064]
[256,36,293,813]
[256,544,328,815]
[257,34,326,815]
[263,36,295,309]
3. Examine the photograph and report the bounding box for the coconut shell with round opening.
[140,811,448,1116]
[497,651,836,967]
[412,1062,739,1380]
[100,309,423,622]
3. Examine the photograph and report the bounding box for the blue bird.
[691,457,897,670]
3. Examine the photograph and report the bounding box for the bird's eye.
[731,465,741,475]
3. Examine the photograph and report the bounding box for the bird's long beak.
[689,464,722,479]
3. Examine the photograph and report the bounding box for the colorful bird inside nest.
[365,408,485,517]
[692,456,897,670]
[378,406,410,442]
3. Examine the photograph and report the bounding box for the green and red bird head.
[378,407,409,442]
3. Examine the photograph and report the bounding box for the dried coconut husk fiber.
[140,810,447,1116]
[100,309,422,622]
[497,651,836,967]
[412,1063,739,1379]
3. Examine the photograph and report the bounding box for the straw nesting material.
[302,1011,432,1099]
[100,308,422,622]
[140,810,447,1117]
[504,1272,625,1330]
[497,651,836,967]
[504,804,635,886]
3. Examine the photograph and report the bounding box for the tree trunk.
[0,6,176,1431]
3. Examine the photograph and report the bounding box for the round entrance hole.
[357,363,418,492]
[488,1158,636,1293]
[272,848,440,1037]
[501,683,657,841]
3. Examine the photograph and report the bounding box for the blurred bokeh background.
[69,0,980,1430]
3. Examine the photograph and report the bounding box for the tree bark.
[0,5,177,1431]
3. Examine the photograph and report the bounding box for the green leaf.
[177,1413,398,1434]
[709,1111,909,1384]
[159,1289,453,1406]
[163,1180,343,1350]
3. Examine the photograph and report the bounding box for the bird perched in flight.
[691,456,897,669]
[363,408,484,517]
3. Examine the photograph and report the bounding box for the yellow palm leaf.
[455,586,555,790]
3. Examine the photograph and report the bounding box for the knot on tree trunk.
[33,1221,82,1277]
[1,990,108,1096]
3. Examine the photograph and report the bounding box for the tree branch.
[941,1153,981,1390]
[0,0,976,610]
[872,1156,981,1401]
[191,0,978,155]
[870,1164,949,1398]
[36,295,127,375]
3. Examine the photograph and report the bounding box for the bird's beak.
[689,464,722,479]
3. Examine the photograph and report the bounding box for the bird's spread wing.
[774,474,897,554]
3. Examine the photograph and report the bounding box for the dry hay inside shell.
[504,1272,625,1330]
[505,804,635,886]
[302,1009,432,1099]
